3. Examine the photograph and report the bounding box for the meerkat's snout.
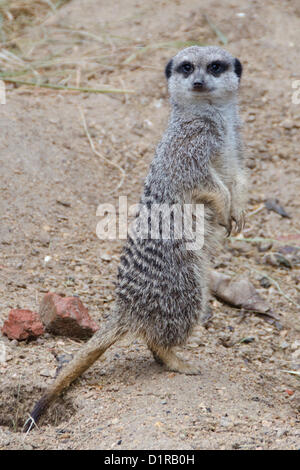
[190,75,214,95]
[192,79,204,91]
[191,79,212,94]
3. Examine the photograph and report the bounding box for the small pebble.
[259,276,271,288]
[291,340,300,351]
[44,255,52,265]
[40,368,56,378]
[220,416,231,427]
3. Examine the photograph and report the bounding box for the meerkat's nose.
[193,80,204,91]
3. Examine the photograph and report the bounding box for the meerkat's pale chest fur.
[24,46,248,431]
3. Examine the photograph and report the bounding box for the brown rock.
[39,293,99,339]
[2,309,44,341]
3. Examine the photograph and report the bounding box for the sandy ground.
[0,0,299,450]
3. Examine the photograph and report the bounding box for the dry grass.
[0,1,224,95]
[0,1,71,40]
[0,0,129,93]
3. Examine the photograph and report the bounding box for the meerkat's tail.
[24,318,127,432]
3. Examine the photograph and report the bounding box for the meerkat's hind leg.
[149,344,201,375]
[150,348,165,366]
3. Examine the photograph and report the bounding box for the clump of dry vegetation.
[0,0,220,94]
[0,1,70,40]
[0,0,129,93]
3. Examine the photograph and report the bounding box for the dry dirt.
[0,0,300,450]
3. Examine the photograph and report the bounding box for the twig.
[280,370,300,379]
[78,106,126,194]
[2,77,134,94]
[203,14,228,45]
[247,204,265,217]
[54,28,104,43]
[245,264,299,308]
[228,236,300,249]
[123,40,205,64]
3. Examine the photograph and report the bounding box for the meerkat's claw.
[227,219,233,237]
[219,218,233,237]
[231,211,246,235]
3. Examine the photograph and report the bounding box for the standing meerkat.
[25,46,248,431]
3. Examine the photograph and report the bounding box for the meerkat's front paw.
[218,210,233,237]
[231,209,246,234]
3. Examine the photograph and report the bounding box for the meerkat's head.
[165,46,242,107]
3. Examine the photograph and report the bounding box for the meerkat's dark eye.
[207,60,228,77]
[177,61,194,77]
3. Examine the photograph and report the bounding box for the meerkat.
[24,46,247,431]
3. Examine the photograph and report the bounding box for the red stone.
[39,293,99,339]
[2,309,44,341]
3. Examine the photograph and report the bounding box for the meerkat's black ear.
[234,58,243,80]
[165,59,173,79]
